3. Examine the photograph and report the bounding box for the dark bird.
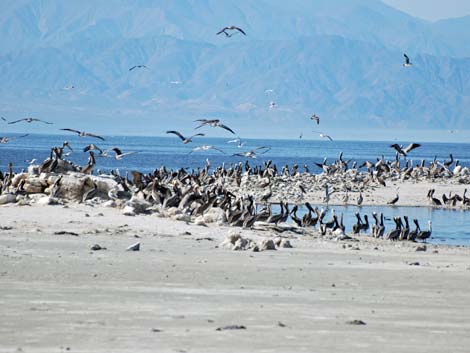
[60,128,105,141]
[217,26,246,37]
[310,114,320,125]
[129,65,148,71]
[194,119,236,134]
[6,117,53,124]
[390,143,421,156]
[109,148,138,160]
[83,144,103,154]
[403,53,413,67]
[166,130,204,144]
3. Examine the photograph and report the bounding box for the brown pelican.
[310,114,320,125]
[417,221,432,242]
[403,53,413,67]
[408,219,420,241]
[399,216,410,241]
[194,119,236,134]
[6,117,53,124]
[217,26,247,37]
[166,130,204,144]
[390,143,420,156]
[61,128,105,141]
[357,192,363,206]
[129,65,148,71]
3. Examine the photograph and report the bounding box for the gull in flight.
[166,130,204,144]
[108,148,139,160]
[313,130,333,141]
[194,119,236,134]
[0,134,29,144]
[217,26,247,37]
[129,65,149,71]
[227,137,245,148]
[390,143,421,156]
[403,53,413,67]
[310,113,320,125]
[233,146,271,159]
[189,145,225,154]
[60,128,105,141]
[4,117,53,125]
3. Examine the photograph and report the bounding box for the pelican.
[216,26,247,37]
[403,53,413,67]
[166,131,204,144]
[387,189,399,205]
[390,143,421,156]
[194,119,236,134]
[417,221,432,242]
[7,117,53,125]
[60,128,105,141]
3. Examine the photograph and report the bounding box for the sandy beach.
[1,203,470,353]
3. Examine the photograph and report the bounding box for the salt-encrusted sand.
[1,203,470,353]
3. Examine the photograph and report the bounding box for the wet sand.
[1,204,470,353]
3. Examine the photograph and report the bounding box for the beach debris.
[259,239,276,251]
[346,320,367,325]
[126,242,141,251]
[151,328,163,333]
[415,245,427,252]
[91,244,106,251]
[54,231,79,236]
[216,325,246,331]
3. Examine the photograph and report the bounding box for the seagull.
[390,143,421,156]
[403,53,413,67]
[108,148,138,160]
[310,114,320,125]
[60,128,105,141]
[0,134,29,144]
[227,137,245,148]
[189,145,225,154]
[166,130,204,144]
[194,119,236,134]
[6,117,53,125]
[216,26,247,37]
[233,146,271,159]
[313,131,333,141]
[129,65,148,71]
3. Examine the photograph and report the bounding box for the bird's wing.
[85,132,105,141]
[326,135,333,141]
[166,130,186,140]
[194,119,209,123]
[18,134,29,138]
[404,53,410,63]
[121,151,138,157]
[7,119,25,124]
[129,66,137,71]
[212,147,226,154]
[112,147,123,155]
[218,124,236,134]
[404,143,421,153]
[61,128,81,134]
[216,28,228,35]
[189,133,205,139]
[235,27,247,35]
[1,117,6,122]
[37,119,53,124]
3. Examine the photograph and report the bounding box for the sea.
[1,133,469,246]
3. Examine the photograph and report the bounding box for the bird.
[227,138,245,148]
[83,144,103,154]
[166,130,204,144]
[109,148,138,160]
[6,117,53,125]
[299,133,303,139]
[216,26,246,37]
[319,133,333,141]
[403,53,413,67]
[189,145,225,154]
[390,143,421,156]
[0,134,29,144]
[387,190,399,205]
[417,220,432,242]
[129,65,148,71]
[63,85,75,90]
[60,128,105,141]
[233,146,271,159]
[310,114,320,125]
[194,119,236,134]
[269,101,277,109]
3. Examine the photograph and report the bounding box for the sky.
[383,0,470,21]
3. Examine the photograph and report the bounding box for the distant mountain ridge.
[1,0,469,137]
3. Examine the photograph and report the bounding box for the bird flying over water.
[166,130,204,144]
[390,143,421,156]
[6,117,53,125]
[129,65,148,71]
[310,114,320,125]
[233,146,271,159]
[227,137,245,148]
[313,131,333,141]
[0,134,29,144]
[189,145,225,154]
[194,119,236,134]
[217,26,246,37]
[109,148,138,160]
[403,53,412,67]
[60,128,105,141]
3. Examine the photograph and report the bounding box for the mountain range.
[1,0,470,138]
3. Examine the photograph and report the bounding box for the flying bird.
[310,114,320,125]
[109,148,138,160]
[83,144,104,154]
[6,117,53,125]
[403,53,413,67]
[217,26,246,37]
[60,128,105,141]
[129,65,148,71]
[189,145,225,154]
[166,130,204,144]
[227,137,245,148]
[313,131,333,141]
[0,134,29,144]
[233,146,271,159]
[390,143,421,156]
[194,119,236,134]
[63,85,75,90]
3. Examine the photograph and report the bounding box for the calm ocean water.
[1,133,469,245]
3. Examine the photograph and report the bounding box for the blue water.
[1,133,470,245]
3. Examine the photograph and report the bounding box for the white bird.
[109,148,138,160]
[189,145,225,154]
[227,137,245,148]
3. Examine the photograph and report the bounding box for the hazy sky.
[383,0,470,21]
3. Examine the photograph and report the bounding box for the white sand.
[1,203,470,352]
